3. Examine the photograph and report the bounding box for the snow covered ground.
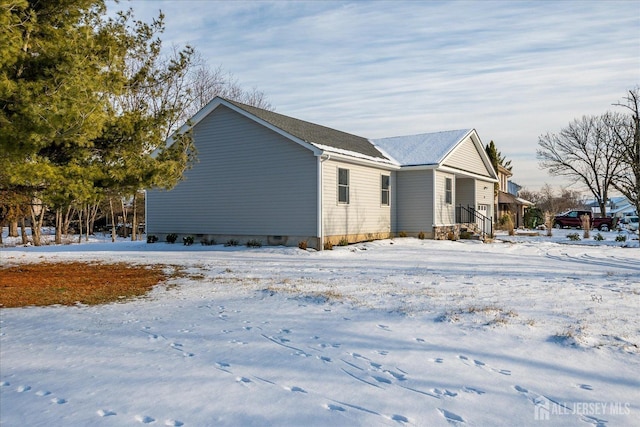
[1,229,639,426]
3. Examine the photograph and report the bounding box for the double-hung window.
[381,175,390,206]
[445,177,452,204]
[338,168,349,204]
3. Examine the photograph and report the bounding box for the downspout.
[317,153,331,250]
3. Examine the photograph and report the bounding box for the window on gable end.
[338,168,349,204]
[381,175,390,206]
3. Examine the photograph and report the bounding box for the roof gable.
[371,129,472,166]
[175,97,390,162]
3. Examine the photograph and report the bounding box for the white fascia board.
[438,165,498,182]
[317,148,400,170]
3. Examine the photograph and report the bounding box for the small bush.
[567,232,581,241]
[338,237,349,246]
[398,231,408,238]
[460,231,474,240]
[166,233,178,244]
[225,239,239,247]
[246,239,262,248]
[147,235,158,243]
[418,230,426,240]
[593,233,605,241]
[200,238,216,246]
[323,241,334,250]
[615,234,627,242]
[298,241,308,250]
[183,236,194,246]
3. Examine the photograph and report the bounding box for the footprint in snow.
[318,356,332,363]
[579,384,594,390]
[16,385,31,393]
[325,403,345,412]
[433,388,458,397]
[514,385,528,393]
[236,376,252,384]
[97,409,117,417]
[0,381,10,387]
[35,390,51,396]
[377,324,390,331]
[372,376,392,384]
[391,414,409,423]
[433,358,444,363]
[285,386,306,393]
[164,419,184,426]
[135,415,156,424]
[438,408,465,423]
[50,397,67,404]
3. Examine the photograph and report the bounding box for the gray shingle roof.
[225,99,389,161]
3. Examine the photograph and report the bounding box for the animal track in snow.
[97,409,117,417]
[16,385,31,393]
[51,397,67,404]
[35,390,51,396]
[164,419,184,426]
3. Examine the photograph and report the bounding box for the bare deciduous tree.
[611,88,640,223]
[537,113,625,217]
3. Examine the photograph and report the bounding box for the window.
[338,168,349,204]
[445,177,452,204]
[381,175,390,206]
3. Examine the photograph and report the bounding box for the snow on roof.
[371,129,472,166]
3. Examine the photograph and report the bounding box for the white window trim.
[338,167,349,205]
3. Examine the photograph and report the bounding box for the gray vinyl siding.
[435,171,456,225]
[394,169,434,233]
[322,159,392,237]
[456,178,475,208]
[147,105,317,236]
[443,137,491,177]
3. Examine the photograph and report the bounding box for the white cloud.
[110,0,639,191]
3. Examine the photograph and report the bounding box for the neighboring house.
[147,97,497,249]
[587,196,637,218]
[496,165,533,228]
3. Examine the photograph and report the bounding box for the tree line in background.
[0,0,271,245]
[536,88,639,219]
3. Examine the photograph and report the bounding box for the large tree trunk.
[9,220,18,237]
[55,209,62,244]
[29,203,45,246]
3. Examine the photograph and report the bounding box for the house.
[496,165,533,228]
[147,97,498,249]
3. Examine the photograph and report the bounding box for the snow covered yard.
[1,231,639,426]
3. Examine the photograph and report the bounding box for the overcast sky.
[110,0,639,192]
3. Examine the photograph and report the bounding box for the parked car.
[553,210,614,231]
[619,215,639,232]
